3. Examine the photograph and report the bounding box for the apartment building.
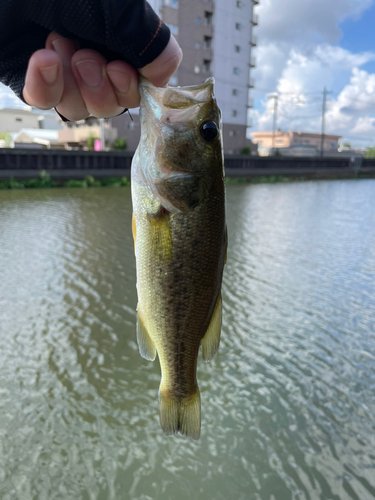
[113,0,258,154]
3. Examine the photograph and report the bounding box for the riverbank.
[2,148,375,182]
[0,172,130,189]
[2,171,375,190]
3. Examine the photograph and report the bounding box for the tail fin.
[159,387,201,440]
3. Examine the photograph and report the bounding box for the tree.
[112,137,127,151]
[240,146,251,155]
[365,147,375,158]
[0,131,11,147]
[87,134,99,150]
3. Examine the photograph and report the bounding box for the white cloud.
[0,83,25,111]
[252,0,375,145]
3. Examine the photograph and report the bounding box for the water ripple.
[0,182,374,499]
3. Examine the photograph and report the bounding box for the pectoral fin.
[132,213,137,249]
[137,308,156,361]
[201,293,222,362]
[149,211,172,263]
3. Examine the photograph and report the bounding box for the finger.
[46,32,89,121]
[23,49,63,109]
[71,49,125,118]
[139,36,182,87]
[107,60,140,109]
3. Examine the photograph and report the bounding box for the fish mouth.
[139,77,215,115]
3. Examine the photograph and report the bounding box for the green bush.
[0,174,130,190]
[112,137,127,150]
[65,179,87,188]
[87,134,99,151]
[7,177,24,189]
[101,177,122,187]
[240,147,251,155]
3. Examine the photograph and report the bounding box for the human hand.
[0,0,182,121]
[23,32,181,121]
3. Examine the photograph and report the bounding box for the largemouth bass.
[131,77,227,440]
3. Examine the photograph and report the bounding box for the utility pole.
[268,94,278,152]
[321,87,332,157]
[100,118,105,151]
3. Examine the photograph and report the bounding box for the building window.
[235,22,241,30]
[204,12,213,26]
[236,0,242,6]
[194,65,200,74]
[234,45,240,53]
[204,36,212,49]
[203,60,211,72]
[166,23,179,35]
[229,130,238,137]
[165,0,179,7]
[16,118,22,122]
[232,89,238,96]
[233,67,240,75]
[169,75,178,86]
[127,122,135,131]
[195,42,200,49]
[276,140,283,145]
[232,110,238,117]
[196,17,201,25]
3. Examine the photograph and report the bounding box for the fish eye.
[199,121,218,142]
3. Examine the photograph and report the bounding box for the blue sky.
[340,2,375,56]
[251,0,375,146]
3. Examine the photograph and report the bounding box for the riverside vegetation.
[2,170,375,191]
[0,171,130,189]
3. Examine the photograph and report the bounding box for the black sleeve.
[0,0,170,99]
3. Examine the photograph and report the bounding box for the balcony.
[248,78,255,88]
[251,14,259,25]
[247,98,254,108]
[249,56,256,67]
[250,36,257,47]
[253,0,259,4]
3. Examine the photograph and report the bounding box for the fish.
[131,77,227,440]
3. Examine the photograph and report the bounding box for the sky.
[251,0,375,147]
[1,1,375,146]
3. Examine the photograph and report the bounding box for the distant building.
[251,131,342,156]
[0,108,40,132]
[113,0,259,154]
[11,128,59,149]
[58,117,118,149]
[0,107,62,133]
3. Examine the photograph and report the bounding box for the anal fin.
[136,308,156,361]
[201,293,222,362]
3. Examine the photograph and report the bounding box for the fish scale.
[131,77,227,439]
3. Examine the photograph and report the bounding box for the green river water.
[0,180,374,500]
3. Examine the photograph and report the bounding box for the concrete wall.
[1,149,373,181]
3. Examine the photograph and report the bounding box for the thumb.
[139,35,182,87]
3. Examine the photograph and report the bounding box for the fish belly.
[133,180,225,439]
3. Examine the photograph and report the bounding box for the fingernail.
[107,71,131,93]
[39,64,58,84]
[75,60,103,86]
